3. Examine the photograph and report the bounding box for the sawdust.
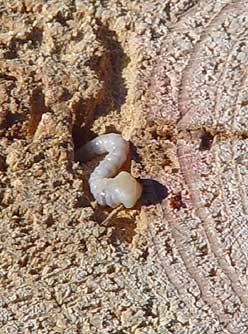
[0,1,248,333]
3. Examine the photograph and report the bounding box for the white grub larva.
[75,133,142,208]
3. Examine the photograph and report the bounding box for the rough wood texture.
[0,1,247,333]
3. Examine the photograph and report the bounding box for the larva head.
[110,171,142,208]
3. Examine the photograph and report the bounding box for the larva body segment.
[75,133,142,208]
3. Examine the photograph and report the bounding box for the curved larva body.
[75,133,142,208]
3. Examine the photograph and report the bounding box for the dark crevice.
[130,142,140,163]
[0,73,17,81]
[93,21,129,113]
[163,3,171,21]
[54,11,70,27]
[6,112,26,133]
[72,21,129,150]
[5,25,43,55]
[169,192,187,210]
[28,86,51,136]
[3,48,18,59]
[199,130,214,151]
[140,179,168,206]
[0,154,7,171]
[27,26,43,46]
[110,217,136,243]
[72,97,99,149]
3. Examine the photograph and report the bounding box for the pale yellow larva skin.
[75,134,142,208]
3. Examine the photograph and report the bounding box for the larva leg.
[76,134,142,208]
